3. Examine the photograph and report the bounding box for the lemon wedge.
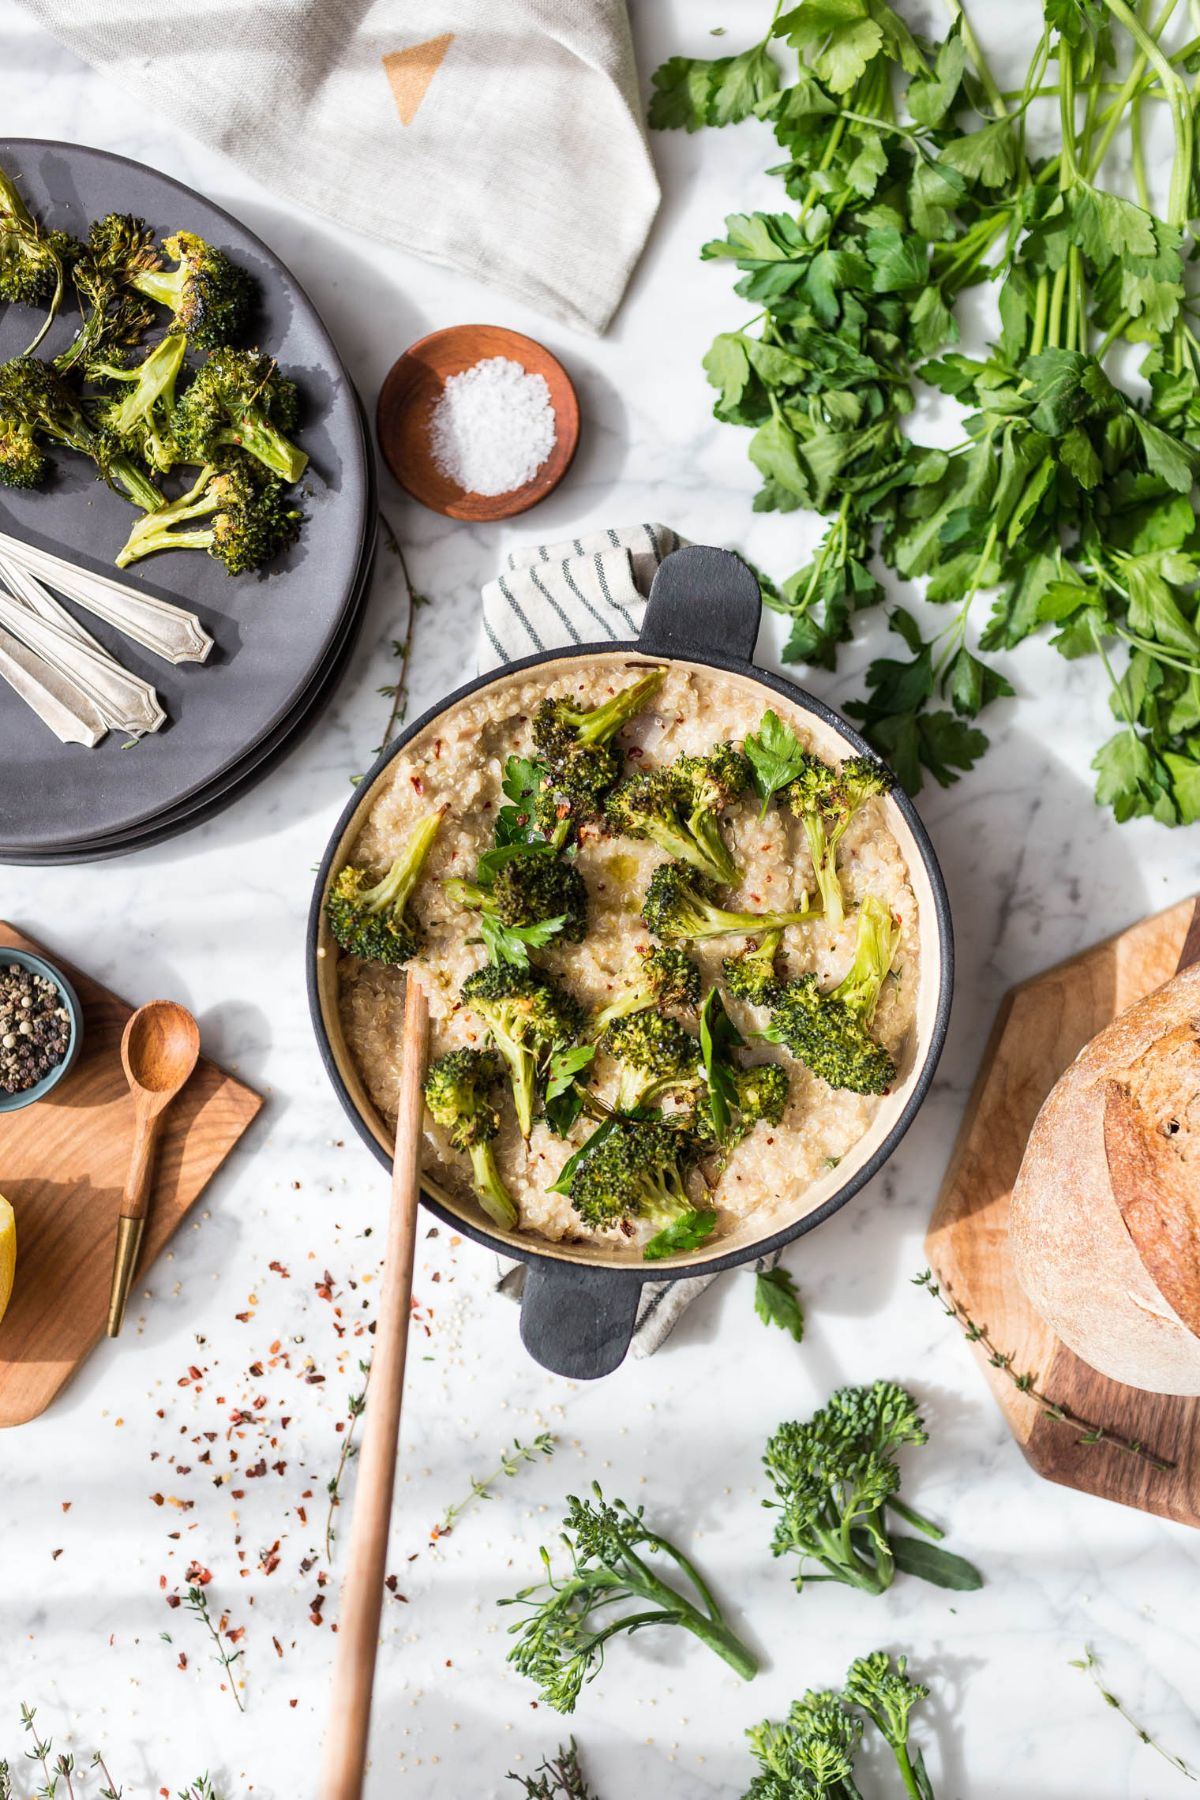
[0,1195,14,1325]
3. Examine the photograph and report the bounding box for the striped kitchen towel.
[478,523,686,671]
[479,520,779,1355]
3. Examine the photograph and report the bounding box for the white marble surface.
[3,4,1199,1795]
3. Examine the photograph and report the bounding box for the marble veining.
[2,3,1198,1795]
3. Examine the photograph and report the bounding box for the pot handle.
[639,545,762,664]
[519,1263,641,1379]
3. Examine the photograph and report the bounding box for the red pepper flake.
[315,1272,336,1302]
[299,1556,316,1575]
[186,1561,213,1586]
[165,1594,182,1610]
[409,774,424,794]
[51,1548,63,1560]
[305,1373,325,1386]
[234,1311,252,1323]
[245,1460,267,1479]
[269,1263,291,1277]
[309,1594,326,1626]
[226,1627,246,1644]
[296,1505,307,1525]
[248,1362,264,1378]
[150,1493,165,1506]
[177,1653,188,1671]
[273,1636,284,1658]
[60,1501,71,1512]
[231,1489,246,1500]
[272,1460,287,1476]
[259,1543,281,1576]
[627,744,644,759]
[289,1698,298,1708]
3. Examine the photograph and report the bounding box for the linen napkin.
[16,0,660,337]
[481,523,779,1355]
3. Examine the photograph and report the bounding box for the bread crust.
[1010,963,1200,1395]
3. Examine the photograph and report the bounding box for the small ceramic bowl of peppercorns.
[0,950,83,1113]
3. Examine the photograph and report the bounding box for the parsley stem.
[1087,0,1180,179]
[944,0,1008,117]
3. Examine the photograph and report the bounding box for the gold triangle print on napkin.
[381,33,454,127]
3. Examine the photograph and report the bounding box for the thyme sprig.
[325,1356,371,1564]
[184,1585,245,1713]
[914,1269,1175,1472]
[1071,1646,1197,1781]
[507,1738,600,1799]
[434,1432,557,1540]
[373,509,430,754]
[2,1710,217,1800]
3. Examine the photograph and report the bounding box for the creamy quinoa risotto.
[336,658,920,1250]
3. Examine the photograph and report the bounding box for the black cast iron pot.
[307,547,954,1379]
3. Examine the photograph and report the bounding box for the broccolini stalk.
[501,1484,757,1713]
[844,1651,935,1800]
[763,1381,983,1598]
[325,809,445,964]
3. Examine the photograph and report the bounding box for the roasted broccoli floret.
[0,354,163,509]
[642,862,817,945]
[56,212,160,375]
[91,330,187,472]
[125,229,255,348]
[691,1060,790,1156]
[0,164,79,349]
[175,344,307,483]
[445,851,587,943]
[606,742,749,886]
[460,963,583,1138]
[844,1651,933,1800]
[590,944,699,1038]
[113,457,300,573]
[423,1048,517,1230]
[744,1686,864,1798]
[501,1483,757,1714]
[723,929,783,1007]
[782,753,895,929]
[531,667,666,829]
[565,1115,703,1237]
[325,809,444,964]
[763,895,900,1095]
[763,1380,982,1598]
[601,1010,699,1112]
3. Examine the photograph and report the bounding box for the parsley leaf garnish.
[743,709,809,817]
[754,1264,805,1341]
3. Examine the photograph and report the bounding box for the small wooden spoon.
[321,976,429,1800]
[105,1000,201,1338]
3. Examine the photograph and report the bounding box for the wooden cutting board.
[0,921,262,1426]
[926,894,1200,1527]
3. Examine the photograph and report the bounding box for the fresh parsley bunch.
[653,0,1200,825]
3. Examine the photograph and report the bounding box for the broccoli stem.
[468,1140,518,1230]
[128,266,186,310]
[614,1542,757,1681]
[110,453,167,514]
[495,1042,537,1139]
[114,463,220,563]
[572,668,665,745]
[213,417,307,484]
[891,1743,926,1800]
[801,812,842,927]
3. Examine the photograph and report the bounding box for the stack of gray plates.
[0,140,373,865]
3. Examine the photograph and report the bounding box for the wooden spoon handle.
[106,1103,163,1338]
[321,977,429,1800]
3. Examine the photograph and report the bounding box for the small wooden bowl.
[376,325,580,521]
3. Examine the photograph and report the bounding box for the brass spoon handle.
[106,1105,163,1338]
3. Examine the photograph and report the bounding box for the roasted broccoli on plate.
[114,458,301,573]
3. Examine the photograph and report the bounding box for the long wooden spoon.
[105,999,201,1338]
[322,976,429,1800]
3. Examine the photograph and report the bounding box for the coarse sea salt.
[429,355,557,497]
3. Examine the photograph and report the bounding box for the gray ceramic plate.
[0,139,368,851]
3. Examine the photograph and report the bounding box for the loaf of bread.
[1010,962,1200,1395]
